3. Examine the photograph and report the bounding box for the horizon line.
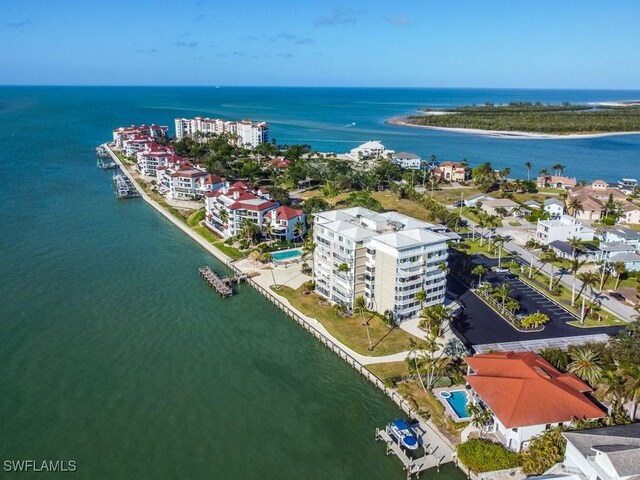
[1,84,640,91]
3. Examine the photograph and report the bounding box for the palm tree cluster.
[540,331,640,420]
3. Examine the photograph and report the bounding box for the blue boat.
[387,419,419,450]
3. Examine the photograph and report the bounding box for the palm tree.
[524,161,532,181]
[524,238,541,278]
[491,283,513,313]
[601,369,626,415]
[493,234,506,267]
[552,163,566,176]
[219,207,229,227]
[476,213,488,247]
[567,236,584,259]
[540,250,560,290]
[568,199,584,218]
[419,304,451,337]
[241,218,261,245]
[337,263,350,273]
[613,262,627,290]
[407,339,427,391]
[293,218,305,243]
[263,221,275,240]
[623,364,640,420]
[577,272,598,324]
[354,295,372,350]
[539,168,551,187]
[414,290,427,309]
[568,347,604,385]
[467,403,493,439]
[471,265,488,286]
[569,258,586,306]
[539,347,569,370]
[485,215,500,248]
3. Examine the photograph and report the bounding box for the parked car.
[493,266,510,273]
[609,292,625,301]
[452,200,464,208]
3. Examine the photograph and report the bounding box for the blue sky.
[1,0,639,88]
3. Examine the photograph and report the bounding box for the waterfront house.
[348,141,394,162]
[544,198,565,218]
[537,175,577,190]
[265,205,306,242]
[391,152,421,170]
[536,215,595,244]
[480,198,519,216]
[312,207,449,320]
[195,174,227,197]
[434,161,470,182]
[122,135,155,157]
[617,178,638,194]
[568,180,627,222]
[204,182,279,240]
[174,116,269,149]
[464,351,605,453]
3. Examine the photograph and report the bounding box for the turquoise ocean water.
[1,87,639,479]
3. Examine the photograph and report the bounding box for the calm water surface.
[1,86,638,479]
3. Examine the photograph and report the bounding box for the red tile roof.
[464,352,605,428]
[274,205,304,220]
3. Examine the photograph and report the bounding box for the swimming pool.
[271,248,302,262]
[440,390,471,420]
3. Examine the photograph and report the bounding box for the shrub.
[457,439,522,473]
[433,376,452,388]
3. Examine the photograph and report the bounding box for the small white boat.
[387,419,419,450]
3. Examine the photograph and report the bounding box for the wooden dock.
[199,266,234,297]
[376,421,452,479]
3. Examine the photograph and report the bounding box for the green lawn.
[270,285,422,356]
[371,191,433,222]
[192,226,244,260]
[455,239,512,259]
[187,208,205,227]
[366,361,411,382]
[431,188,481,206]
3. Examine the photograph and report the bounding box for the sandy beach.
[387,116,640,140]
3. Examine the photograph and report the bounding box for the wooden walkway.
[376,421,453,479]
[199,266,233,297]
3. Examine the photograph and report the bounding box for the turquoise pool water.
[443,391,471,419]
[272,249,302,261]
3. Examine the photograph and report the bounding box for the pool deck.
[433,386,472,422]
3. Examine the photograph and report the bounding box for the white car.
[493,266,510,273]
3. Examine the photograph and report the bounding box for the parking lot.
[447,273,622,348]
[497,275,577,323]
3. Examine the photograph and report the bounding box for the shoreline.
[387,116,640,140]
[103,142,459,464]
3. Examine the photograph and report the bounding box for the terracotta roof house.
[568,181,627,222]
[537,175,577,190]
[464,352,605,452]
[435,161,470,182]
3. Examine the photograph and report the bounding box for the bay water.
[1,86,638,479]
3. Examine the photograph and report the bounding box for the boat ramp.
[376,420,453,479]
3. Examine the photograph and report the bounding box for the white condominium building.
[313,207,449,322]
[536,215,595,244]
[174,116,269,149]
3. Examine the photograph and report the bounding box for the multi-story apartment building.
[156,162,209,200]
[312,207,449,322]
[136,143,179,177]
[204,182,305,242]
[112,124,168,148]
[174,116,268,149]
